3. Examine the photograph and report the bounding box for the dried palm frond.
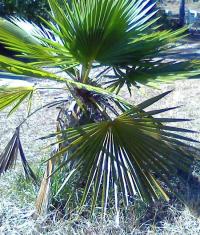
[0,128,37,183]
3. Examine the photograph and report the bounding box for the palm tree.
[0,0,200,215]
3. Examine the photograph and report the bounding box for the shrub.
[0,0,200,217]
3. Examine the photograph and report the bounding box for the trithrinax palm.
[0,0,199,215]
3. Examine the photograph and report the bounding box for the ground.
[1,38,200,234]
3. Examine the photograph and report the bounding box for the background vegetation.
[0,0,50,23]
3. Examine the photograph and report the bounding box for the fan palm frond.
[9,17,62,44]
[106,60,200,92]
[0,86,35,115]
[0,18,39,45]
[0,18,77,67]
[0,0,198,92]
[0,129,19,174]
[46,0,184,66]
[44,91,199,214]
[0,56,133,108]
[0,128,37,183]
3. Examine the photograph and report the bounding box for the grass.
[1,169,200,234]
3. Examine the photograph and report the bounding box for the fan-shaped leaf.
[44,91,199,214]
[0,86,35,115]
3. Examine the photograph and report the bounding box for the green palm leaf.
[0,0,199,93]
[44,91,199,214]
[47,0,184,66]
[0,56,133,107]
[106,59,200,91]
[0,18,77,68]
[0,86,35,116]
[0,0,198,88]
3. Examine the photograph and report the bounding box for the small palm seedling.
[0,0,200,216]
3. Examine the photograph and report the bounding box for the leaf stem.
[36,87,66,90]
[82,62,92,83]
[18,99,70,128]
